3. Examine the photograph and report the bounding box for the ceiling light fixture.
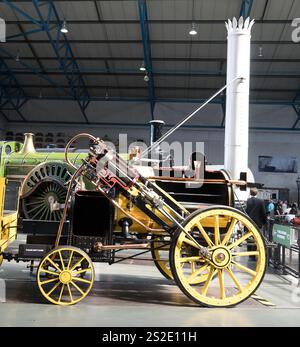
[258,45,263,57]
[144,74,149,82]
[189,22,198,36]
[139,61,146,72]
[60,20,68,34]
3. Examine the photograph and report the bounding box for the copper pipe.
[94,242,150,251]
[64,133,97,170]
[149,176,247,186]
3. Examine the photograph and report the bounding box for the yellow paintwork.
[171,207,266,307]
[115,182,227,234]
[0,177,19,255]
[115,186,175,234]
[37,246,95,306]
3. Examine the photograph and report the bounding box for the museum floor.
[0,255,300,327]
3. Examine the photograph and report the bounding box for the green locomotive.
[1,133,87,221]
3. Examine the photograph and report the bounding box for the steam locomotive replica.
[0,123,266,307]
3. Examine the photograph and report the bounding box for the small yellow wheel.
[37,246,94,306]
[151,237,210,284]
[170,206,266,307]
[0,254,3,267]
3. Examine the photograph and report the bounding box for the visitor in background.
[246,188,268,260]
[266,199,275,218]
[290,202,298,215]
[275,200,283,215]
[282,200,288,214]
[246,188,268,230]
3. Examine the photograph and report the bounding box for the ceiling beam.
[5,68,300,79]
[0,58,27,121]
[3,56,300,64]
[137,0,155,119]
[240,0,254,19]
[5,19,295,25]
[2,0,91,123]
[4,39,299,45]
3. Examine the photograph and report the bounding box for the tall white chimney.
[224,17,254,185]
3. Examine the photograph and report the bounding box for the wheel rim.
[37,247,94,305]
[171,207,266,307]
[151,237,173,280]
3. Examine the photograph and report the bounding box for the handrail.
[139,76,243,159]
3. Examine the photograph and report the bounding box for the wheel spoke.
[47,257,62,273]
[221,218,237,246]
[40,277,59,285]
[178,256,202,263]
[67,250,74,270]
[214,215,220,245]
[187,264,209,283]
[67,283,73,303]
[218,269,226,299]
[58,284,65,302]
[225,267,243,293]
[70,256,85,271]
[39,268,59,276]
[228,231,253,250]
[70,280,85,295]
[182,236,201,249]
[73,268,92,275]
[72,277,92,284]
[232,251,259,257]
[231,260,257,276]
[196,222,214,247]
[46,281,61,296]
[58,250,65,271]
[201,266,217,296]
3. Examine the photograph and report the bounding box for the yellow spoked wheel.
[170,206,266,307]
[37,246,94,306]
[151,237,173,280]
[151,237,210,284]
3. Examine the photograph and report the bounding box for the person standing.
[266,199,275,218]
[246,188,268,260]
[246,188,268,229]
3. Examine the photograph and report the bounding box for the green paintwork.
[0,140,129,178]
[0,141,87,178]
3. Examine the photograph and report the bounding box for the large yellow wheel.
[170,206,266,307]
[151,237,211,284]
[37,246,94,306]
[151,237,173,280]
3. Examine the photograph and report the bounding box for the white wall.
[3,99,300,201]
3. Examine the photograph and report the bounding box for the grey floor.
[0,255,300,327]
